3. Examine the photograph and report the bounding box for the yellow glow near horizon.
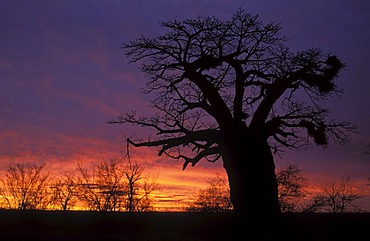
[0,154,227,211]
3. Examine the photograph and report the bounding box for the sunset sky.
[1,0,369,211]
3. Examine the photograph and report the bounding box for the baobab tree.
[109,9,356,219]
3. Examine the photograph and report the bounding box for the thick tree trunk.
[222,130,281,219]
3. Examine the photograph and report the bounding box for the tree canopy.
[110,9,356,168]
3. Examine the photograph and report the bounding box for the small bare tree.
[75,158,159,212]
[277,163,308,212]
[49,173,78,211]
[137,173,160,211]
[310,176,364,213]
[125,159,159,212]
[186,173,233,213]
[76,159,126,211]
[0,162,51,210]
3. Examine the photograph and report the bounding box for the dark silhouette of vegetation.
[278,165,365,213]
[124,159,159,212]
[186,164,364,215]
[76,159,127,211]
[0,162,367,240]
[307,176,364,213]
[0,159,159,212]
[277,164,364,213]
[109,9,357,219]
[186,173,233,212]
[277,163,308,212]
[0,162,51,210]
[76,158,158,212]
[50,173,78,211]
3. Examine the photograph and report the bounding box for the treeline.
[0,160,366,213]
[0,159,159,211]
[186,163,366,213]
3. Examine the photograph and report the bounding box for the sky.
[1,0,370,211]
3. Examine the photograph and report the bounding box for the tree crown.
[110,9,357,168]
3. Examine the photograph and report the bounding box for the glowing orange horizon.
[1,143,369,212]
[0,144,227,211]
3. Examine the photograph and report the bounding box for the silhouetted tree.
[109,9,357,219]
[309,176,363,213]
[76,159,126,211]
[75,158,158,211]
[0,162,51,210]
[50,173,78,211]
[125,159,142,212]
[124,159,159,212]
[133,174,159,211]
[277,163,308,212]
[186,173,233,212]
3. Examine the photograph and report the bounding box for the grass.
[0,210,369,241]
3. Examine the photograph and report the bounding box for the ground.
[0,210,369,241]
